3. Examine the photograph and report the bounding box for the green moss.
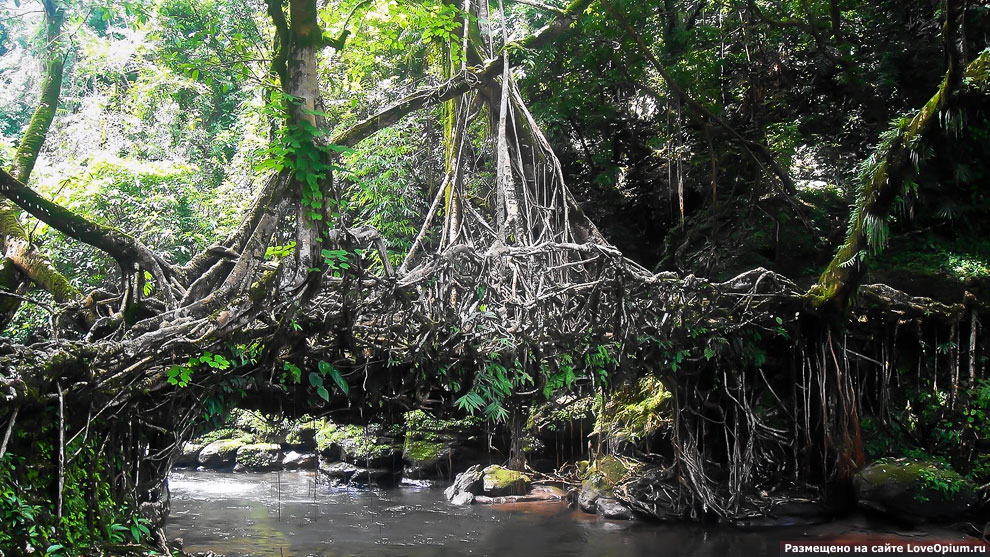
[596,455,629,485]
[481,465,530,494]
[286,417,326,445]
[403,439,445,463]
[203,438,247,463]
[865,458,971,502]
[316,422,395,461]
[877,236,990,283]
[594,376,671,445]
[236,443,281,469]
[248,269,277,302]
[231,409,290,443]
[193,428,253,444]
[314,422,341,451]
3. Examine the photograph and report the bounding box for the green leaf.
[308,372,323,388]
[316,386,330,401]
[282,362,302,384]
[319,361,349,394]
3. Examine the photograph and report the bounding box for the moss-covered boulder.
[401,410,480,478]
[175,442,203,467]
[481,465,530,496]
[403,439,449,474]
[315,422,401,468]
[197,439,247,469]
[577,455,638,514]
[234,443,283,472]
[285,418,325,449]
[854,458,978,521]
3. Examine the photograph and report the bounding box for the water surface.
[166,470,975,556]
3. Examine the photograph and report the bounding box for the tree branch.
[330,0,595,147]
[0,168,178,301]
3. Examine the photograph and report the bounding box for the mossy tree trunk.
[809,47,988,314]
[0,0,80,328]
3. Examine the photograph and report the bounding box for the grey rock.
[578,479,602,514]
[197,439,245,469]
[444,464,485,503]
[175,442,203,467]
[282,451,317,470]
[320,461,360,480]
[450,491,475,505]
[596,498,634,520]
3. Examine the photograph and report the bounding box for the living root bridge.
[2,4,989,553]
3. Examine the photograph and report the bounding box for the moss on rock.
[854,457,977,520]
[404,439,446,463]
[315,422,399,467]
[235,443,283,471]
[481,465,530,496]
[198,438,248,468]
[286,417,326,448]
[594,376,671,449]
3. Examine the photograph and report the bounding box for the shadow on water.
[166,471,976,556]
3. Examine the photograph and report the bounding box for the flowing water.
[166,470,976,556]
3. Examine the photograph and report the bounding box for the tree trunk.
[0,0,80,327]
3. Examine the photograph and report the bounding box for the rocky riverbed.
[176,409,986,526]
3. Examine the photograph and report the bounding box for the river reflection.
[166,471,975,556]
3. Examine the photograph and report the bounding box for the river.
[166,470,979,556]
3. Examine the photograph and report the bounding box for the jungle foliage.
[0,0,989,553]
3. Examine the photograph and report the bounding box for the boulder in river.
[175,442,203,467]
[320,461,360,481]
[444,464,484,503]
[197,439,246,469]
[596,498,635,520]
[450,491,475,506]
[402,410,481,479]
[481,465,531,496]
[234,443,283,472]
[853,457,978,521]
[282,450,317,470]
[315,423,401,468]
[576,455,634,514]
[578,478,603,514]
